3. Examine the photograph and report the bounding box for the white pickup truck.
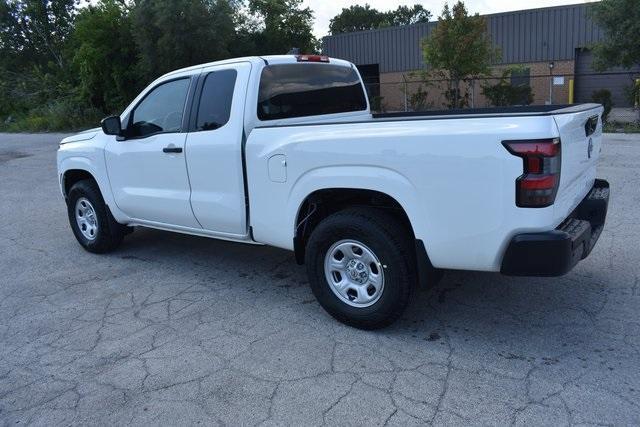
[57,54,609,329]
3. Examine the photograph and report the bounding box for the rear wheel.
[305,208,416,329]
[66,180,129,253]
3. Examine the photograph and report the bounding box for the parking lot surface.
[0,132,639,425]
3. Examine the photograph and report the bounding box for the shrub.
[408,85,432,111]
[591,89,613,122]
[369,96,387,113]
[0,99,104,132]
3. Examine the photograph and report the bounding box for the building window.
[510,68,531,87]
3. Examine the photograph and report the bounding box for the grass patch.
[0,100,103,133]
[603,121,640,133]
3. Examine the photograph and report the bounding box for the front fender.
[57,155,129,224]
[58,156,99,197]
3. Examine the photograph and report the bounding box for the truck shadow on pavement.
[118,225,613,355]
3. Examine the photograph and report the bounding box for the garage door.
[575,49,639,107]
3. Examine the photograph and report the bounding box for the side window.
[129,78,190,137]
[257,63,367,121]
[195,69,237,131]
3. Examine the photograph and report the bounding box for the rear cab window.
[257,63,367,121]
[195,69,237,131]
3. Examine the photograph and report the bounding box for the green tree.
[0,0,77,70]
[386,5,431,27]
[71,0,140,113]
[590,0,640,70]
[329,4,386,33]
[131,0,236,80]
[329,4,431,34]
[0,0,78,114]
[246,0,316,54]
[421,1,497,108]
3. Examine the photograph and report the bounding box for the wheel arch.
[294,188,415,256]
[58,156,129,224]
[293,186,440,288]
[62,169,97,199]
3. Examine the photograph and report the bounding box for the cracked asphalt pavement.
[1,132,639,426]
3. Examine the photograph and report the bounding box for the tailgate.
[552,103,604,222]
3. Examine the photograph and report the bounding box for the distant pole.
[568,79,574,104]
[548,61,555,105]
[402,74,408,112]
[471,78,475,108]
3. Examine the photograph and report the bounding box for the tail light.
[296,54,329,63]
[503,138,561,208]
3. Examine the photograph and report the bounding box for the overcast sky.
[304,0,598,38]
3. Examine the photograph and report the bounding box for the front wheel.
[305,208,416,330]
[66,179,128,253]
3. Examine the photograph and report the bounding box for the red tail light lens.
[296,54,329,63]
[503,138,561,208]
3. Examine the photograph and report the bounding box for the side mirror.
[101,116,122,136]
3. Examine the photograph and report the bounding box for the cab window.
[257,63,367,121]
[195,69,237,131]
[129,78,190,137]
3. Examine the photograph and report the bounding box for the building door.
[356,64,380,105]
[575,49,639,107]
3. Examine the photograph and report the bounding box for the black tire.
[66,179,128,253]
[305,208,416,330]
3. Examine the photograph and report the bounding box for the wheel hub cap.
[75,197,98,241]
[324,240,385,308]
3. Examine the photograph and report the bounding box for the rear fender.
[287,165,428,244]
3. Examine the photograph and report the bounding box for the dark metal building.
[322,3,604,73]
[322,3,639,107]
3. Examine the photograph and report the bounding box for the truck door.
[105,75,200,228]
[185,62,251,236]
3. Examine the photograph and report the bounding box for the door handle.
[163,146,183,154]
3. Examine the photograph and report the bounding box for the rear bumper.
[501,179,610,276]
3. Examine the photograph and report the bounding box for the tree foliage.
[246,0,315,54]
[0,0,78,116]
[0,0,77,70]
[590,0,640,71]
[132,0,236,79]
[421,1,497,108]
[329,3,430,34]
[0,0,317,130]
[386,5,431,27]
[71,0,140,112]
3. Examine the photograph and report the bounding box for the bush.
[369,96,387,113]
[591,89,613,122]
[408,85,432,111]
[0,99,104,132]
[603,121,640,133]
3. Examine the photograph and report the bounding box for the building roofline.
[322,1,597,41]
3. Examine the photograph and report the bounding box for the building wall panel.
[322,4,604,73]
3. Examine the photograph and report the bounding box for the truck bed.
[373,104,600,120]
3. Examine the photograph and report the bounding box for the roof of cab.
[161,55,354,79]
